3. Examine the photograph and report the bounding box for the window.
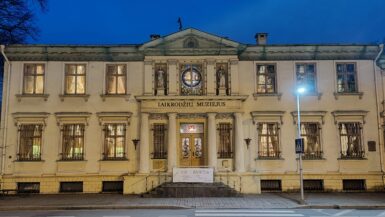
[180,64,204,95]
[339,122,364,158]
[296,63,316,93]
[23,64,44,94]
[300,123,322,159]
[18,124,43,161]
[65,64,86,94]
[62,124,85,160]
[336,63,357,93]
[152,124,167,159]
[218,123,233,158]
[257,123,280,158]
[103,124,126,160]
[256,64,276,93]
[106,64,126,94]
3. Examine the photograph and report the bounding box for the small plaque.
[173,168,214,183]
[368,141,376,152]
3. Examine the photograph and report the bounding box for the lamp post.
[296,87,305,204]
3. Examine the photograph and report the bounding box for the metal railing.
[303,151,323,160]
[340,150,365,159]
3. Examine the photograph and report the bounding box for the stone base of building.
[0,172,383,194]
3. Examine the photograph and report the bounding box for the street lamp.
[296,86,305,204]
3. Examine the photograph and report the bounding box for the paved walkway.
[1,193,385,210]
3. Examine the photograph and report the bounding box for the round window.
[182,67,201,87]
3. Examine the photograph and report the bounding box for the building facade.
[1,28,385,194]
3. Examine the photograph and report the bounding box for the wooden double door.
[179,133,204,167]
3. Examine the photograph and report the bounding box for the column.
[234,112,245,172]
[167,113,177,172]
[208,113,217,170]
[139,113,150,173]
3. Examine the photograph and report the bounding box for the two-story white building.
[1,28,385,194]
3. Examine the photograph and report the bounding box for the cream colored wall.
[239,60,382,175]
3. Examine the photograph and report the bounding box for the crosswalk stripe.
[103,216,131,217]
[195,210,295,213]
[332,210,353,216]
[195,214,303,217]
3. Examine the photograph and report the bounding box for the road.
[1,209,385,217]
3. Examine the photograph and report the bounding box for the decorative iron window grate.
[18,124,43,161]
[339,122,364,159]
[258,123,280,158]
[17,182,40,193]
[152,124,167,159]
[62,124,85,160]
[304,180,324,192]
[60,182,83,193]
[300,123,322,159]
[343,179,366,191]
[261,180,282,192]
[102,181,123,193]
[103,124,126,160]
[218,123,233,158]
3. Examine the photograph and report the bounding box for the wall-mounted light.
[132,139,140,150]
[244,138,252,149]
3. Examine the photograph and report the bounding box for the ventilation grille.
[17,182,40,193]
[102,181,123,193]
[304,180,324,192]
[261,180,282,192]
[343,179,366,191]
[60,182,83,193]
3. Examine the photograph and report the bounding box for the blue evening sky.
[30,0,385,45]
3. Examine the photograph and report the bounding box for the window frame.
[105,64,127,95]
[256,63,277,94]
[152,123,167,159]
[296,63,317,94]
[300,122,323,159]
[257,122,281,159]
[22,63,45,95]
[217,122,233,158]
[61,124,85,160]
[336,62,358,93]
[17,124,43,161]
[102,123,127,160]
[64,64,87,95]
[338,122,365,159]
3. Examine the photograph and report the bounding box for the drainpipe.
[0,45,11,177]
[373,44,384,186]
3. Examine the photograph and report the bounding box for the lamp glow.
[297,87,306,94]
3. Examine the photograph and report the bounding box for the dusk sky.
[30,0,385,45]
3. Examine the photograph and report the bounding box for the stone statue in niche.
[155,65,166,95]
[216,65,227,95]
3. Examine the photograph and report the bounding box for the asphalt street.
[1,209,385,217]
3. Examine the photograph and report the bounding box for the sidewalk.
[0,193,385,210]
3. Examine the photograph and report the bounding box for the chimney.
[150,34,161,40]
[255,33,268,45]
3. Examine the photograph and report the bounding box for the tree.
[0,0,47,44]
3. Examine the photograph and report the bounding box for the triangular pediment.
[139,28,245,56]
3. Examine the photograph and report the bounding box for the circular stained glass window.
[182,67,201,87]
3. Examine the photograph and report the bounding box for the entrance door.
[179,123,205,167]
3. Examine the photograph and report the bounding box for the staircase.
[142,182,240,198]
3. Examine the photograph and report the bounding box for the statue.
[217,66,226,88]
[156,66,165,89]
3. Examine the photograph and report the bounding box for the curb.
[0,205,191,211]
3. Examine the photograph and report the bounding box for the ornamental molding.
[331,110,368,124]
[54,112,92,126]
[290,111,327,125]
[12,112,50,126]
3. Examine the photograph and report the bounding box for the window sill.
[333,92,363,100]
[14,160,44,162]
[100,94,130,101]
[59,94,90,102]
[100,158,129,161]
[253,92,282,100]
[57,159,87,162]
[296,92,323,100]
[337,157,367,160]
[296,157,326,161]
[16,94,49,102]
[255,157,284,160]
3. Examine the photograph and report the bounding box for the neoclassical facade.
[1,28,385,194]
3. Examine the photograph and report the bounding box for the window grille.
[300,123,323,159]
[23,64,44,94]
[296,63,316,93]
[336,63,357,93]
[343,179,366,191]
[152,124,167,159]
[62,124,85,160]
[256,64,276,93]
[18,124,43,161]
[261,180,282,192]
[65,64,86,94]
[304,180,324,192]
[60,182,83,193]
[339,122,365,159]
[17,182,40,193]
[102,181,123,193]
[218,123,233,158]
[106,64,127,94]
[103,124,126,160]
[258,123,280,158]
